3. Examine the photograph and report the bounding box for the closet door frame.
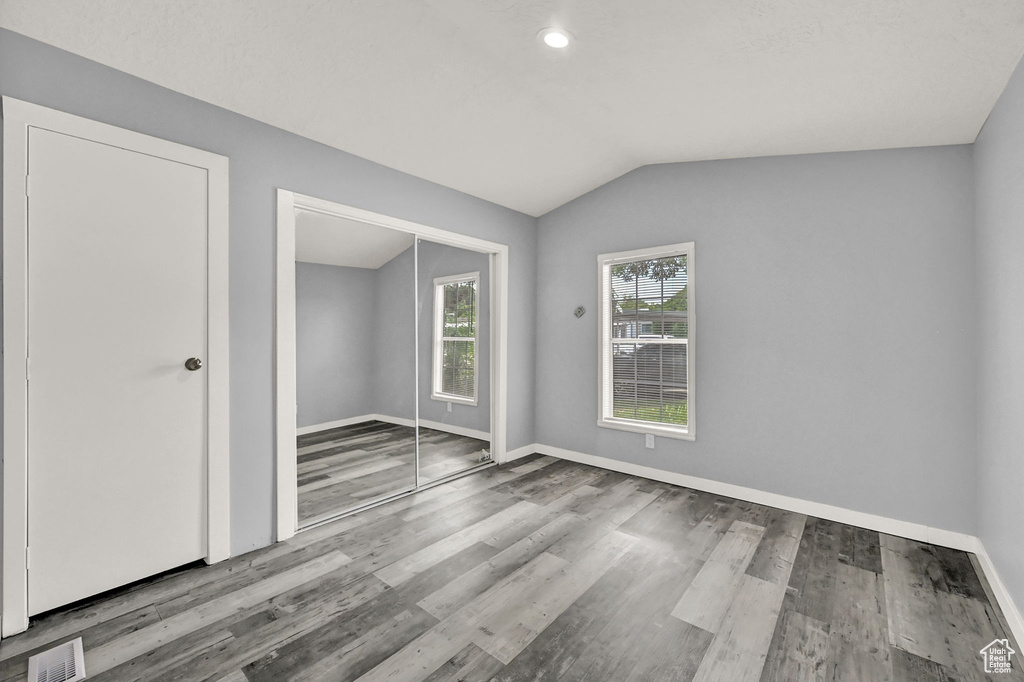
[274,190,509,541]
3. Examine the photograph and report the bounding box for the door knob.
[185,357,203,371]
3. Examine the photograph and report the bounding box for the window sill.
[596,418,695,441]
[431,393,478,407]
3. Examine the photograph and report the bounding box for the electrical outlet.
[447,401,452,412]
[645,434,655,449]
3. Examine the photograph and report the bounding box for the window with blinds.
[598,243,694,440]
[432,272,479,404]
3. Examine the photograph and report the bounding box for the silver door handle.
[184,357,203,371]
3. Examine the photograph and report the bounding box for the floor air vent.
[27,637,86,682]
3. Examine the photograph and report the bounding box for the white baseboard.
[376,414,416,428]
[973,541,1024,648]
[502,443,540,464]
[298,415,488,440]
[296,413,414,436]
[535,444,978,551]
[296,414,374,435]
[418,419,490,442]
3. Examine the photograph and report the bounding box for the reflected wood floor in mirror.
[1,455,1018,682]
[298,421,490,526]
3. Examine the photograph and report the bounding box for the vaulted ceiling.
[3,0,1024,216]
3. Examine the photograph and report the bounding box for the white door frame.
[1,98,231,637]
[275,190,509,541]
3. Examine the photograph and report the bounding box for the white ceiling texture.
[3,0,1024,216]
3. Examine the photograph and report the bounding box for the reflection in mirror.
[294,209,417,527]
[417,239,492,483]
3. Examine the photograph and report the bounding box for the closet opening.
[274,191,508,538]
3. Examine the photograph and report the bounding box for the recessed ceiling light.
[539,28,572,49]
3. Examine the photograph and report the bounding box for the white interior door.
[26,126,209,615]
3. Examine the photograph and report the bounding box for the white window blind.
[432,272,479,404]
[598,243,694,440]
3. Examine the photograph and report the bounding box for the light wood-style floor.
[297,421,491,525]
[0,455,1018,681]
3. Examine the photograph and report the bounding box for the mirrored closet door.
[294,214,418,527]
[292,211,495,529]
[416,238,492,483]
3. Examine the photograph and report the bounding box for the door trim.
[1,97,231,636]
[275,190,509,541]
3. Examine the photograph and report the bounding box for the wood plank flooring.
[1,455,1019,682]
[297,421,491,525]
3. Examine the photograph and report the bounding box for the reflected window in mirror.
[432,272,479,405]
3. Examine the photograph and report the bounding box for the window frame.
[597,242,695,441]
[432,271,480,406]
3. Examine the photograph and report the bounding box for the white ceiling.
[3,1,1024,216]
[295,210,413,269]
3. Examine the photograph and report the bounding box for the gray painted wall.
[974,56,1024,615]
[296,238,491,430]
[0,28,538,560]
[368,241,492,434]
[535,147,977,534]
[297,242,490,434]
[295,263,377,428]
[417,241,491,435]
[372,247,416,421]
